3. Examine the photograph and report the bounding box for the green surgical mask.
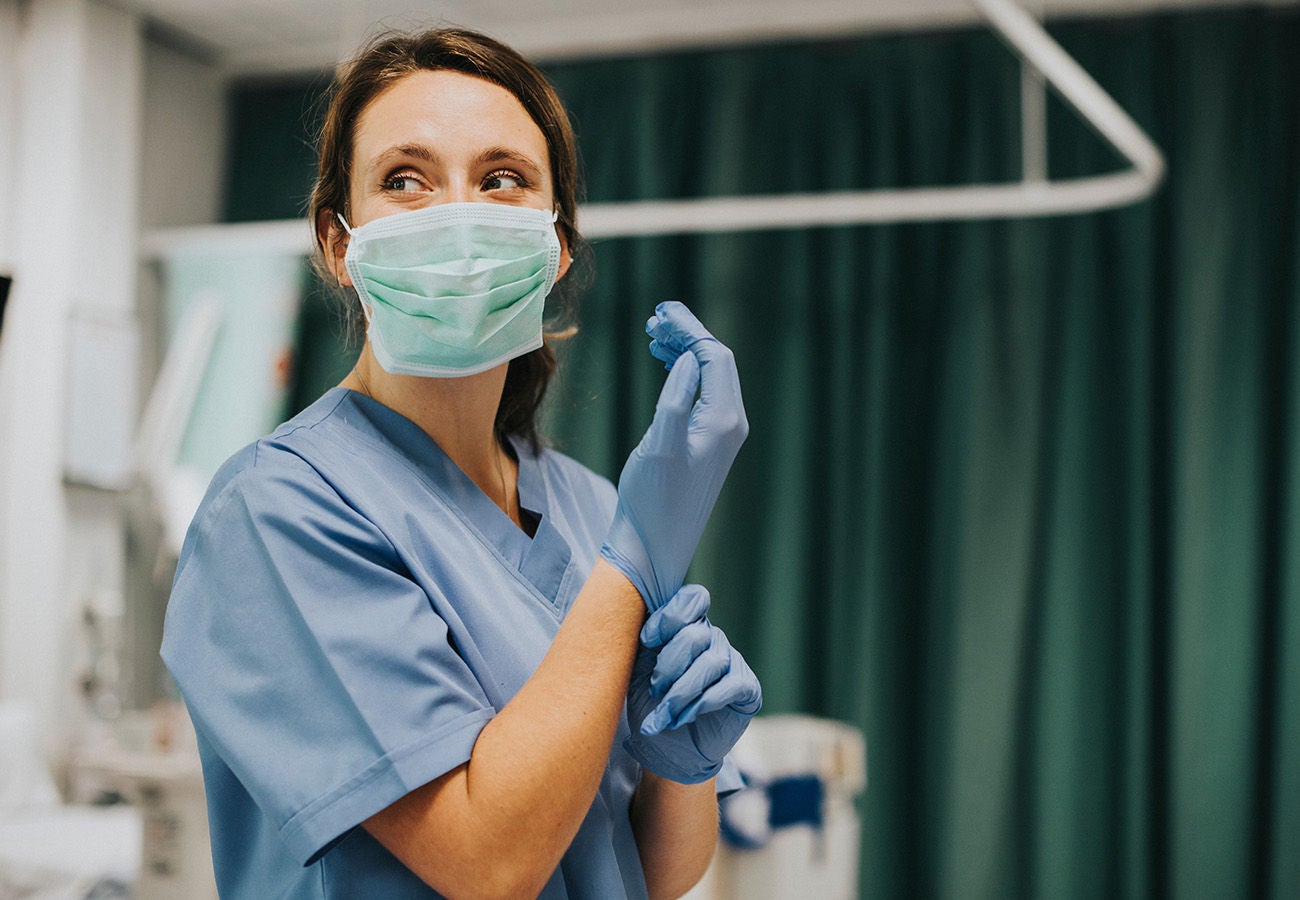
[340,202,562,377]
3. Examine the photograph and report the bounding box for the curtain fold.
[539,11,1300,897]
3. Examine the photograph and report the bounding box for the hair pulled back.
[309,27,584,451]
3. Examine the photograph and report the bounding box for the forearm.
[467,559,644,852]
[364,559,645,896]
[631,771,719,900]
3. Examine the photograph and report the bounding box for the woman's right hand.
[625,584,761,783]
[600,302,748,611]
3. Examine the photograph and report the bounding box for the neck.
[344,344,519,521]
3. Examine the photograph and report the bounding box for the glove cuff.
[600,510,664,610]
[623,733,724,785]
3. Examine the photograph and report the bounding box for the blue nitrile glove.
[600,302,748,611]
[625,584,762,784]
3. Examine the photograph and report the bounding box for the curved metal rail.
[142,0,1166,256]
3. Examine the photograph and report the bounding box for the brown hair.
[309,27,585,451]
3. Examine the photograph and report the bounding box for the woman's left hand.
[625,584,761,784]
[600,302,749,612]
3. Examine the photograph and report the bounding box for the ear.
[317,209,353,287]
[555,224,572,282]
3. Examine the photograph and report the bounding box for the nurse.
[160,26,760,900]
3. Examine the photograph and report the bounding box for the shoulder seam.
[272,389,352,443]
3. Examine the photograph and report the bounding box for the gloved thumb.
[641,583,711,647]
[643,351,700,453]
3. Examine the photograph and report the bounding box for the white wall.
[136,28,228,407]
[0,0,143,761]
[139,37,227,232]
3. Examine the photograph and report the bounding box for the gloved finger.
[649,620,713,698]
[646,301,714,350]
[649,305,744,440]
[686,339,744,442]
[645,313,683,370]
[646,302,745,433]
[643,634,731,734]
[645,310,691,372]
[641,352,701,455]
[669,665,763,727]
[641,584,711,648]
[649,341,684,371]
[648,338,680,371]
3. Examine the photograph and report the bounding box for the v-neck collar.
[508,433,573,604]
[329,388,573,606]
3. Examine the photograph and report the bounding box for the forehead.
[352,69,548,172]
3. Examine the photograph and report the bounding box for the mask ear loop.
[548,209,569,290]
[333,212,372,326]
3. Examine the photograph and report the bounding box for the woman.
[161,27,761,900]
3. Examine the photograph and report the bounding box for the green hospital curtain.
[230,8,1300,897]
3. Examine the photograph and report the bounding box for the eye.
[382,171,425,192]
[481,169,527,192]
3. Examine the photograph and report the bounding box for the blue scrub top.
[161,387,675,898]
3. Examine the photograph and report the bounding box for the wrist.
[635,768,717,807]
[600,514,659,610]
[591,558,647,618]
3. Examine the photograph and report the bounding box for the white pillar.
[0,1,20,682]
[0,0,19,275]
[0,0,142,760]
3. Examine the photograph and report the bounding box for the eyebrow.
[366,143,440,173]
[473,146,545,181]
[365,143,545,181]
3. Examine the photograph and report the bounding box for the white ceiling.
[123,0,1296,74]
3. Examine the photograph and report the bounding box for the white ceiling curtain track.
[141,0,1166,257]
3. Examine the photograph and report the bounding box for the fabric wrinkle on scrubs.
[161,387,724,899]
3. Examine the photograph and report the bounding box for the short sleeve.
[160,447,496,865]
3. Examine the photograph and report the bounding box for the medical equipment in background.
[683,715,868,900]
[27,247,303,899]
[0,700,142,897]
[78,586,127,733]
[140,0,1166,262]
[69,737,217,900]
[71,249,304,898]
[64,310,141,491]
[133,294,222,558]
[137,250,304,559]
[121,249,304,713]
